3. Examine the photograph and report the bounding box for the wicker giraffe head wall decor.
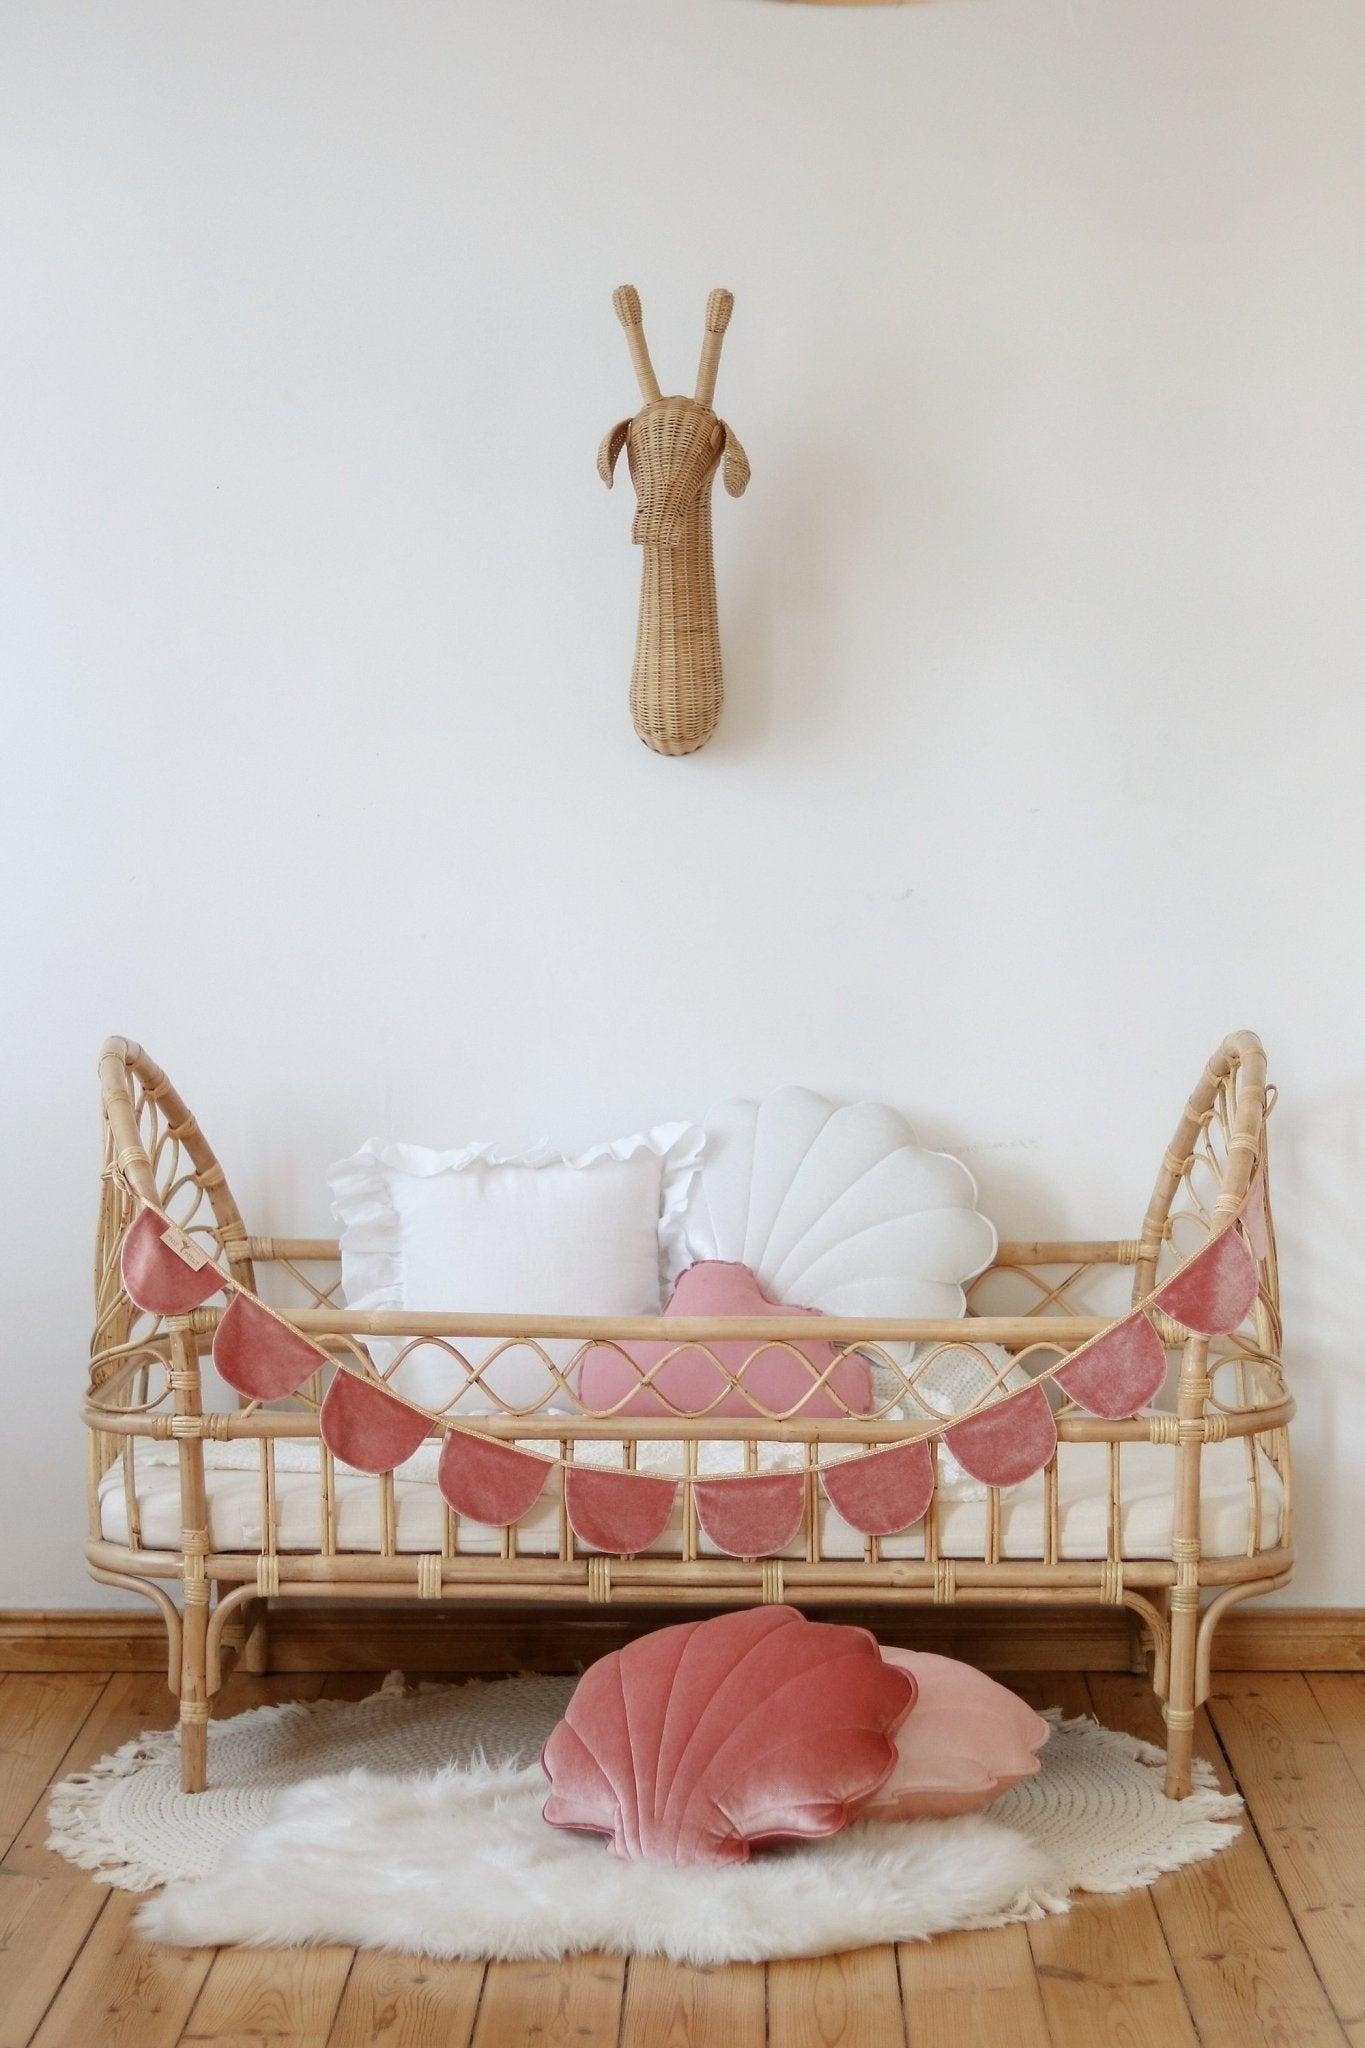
[599,285,750,756]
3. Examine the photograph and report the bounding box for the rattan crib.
[84,1032,1291,1798]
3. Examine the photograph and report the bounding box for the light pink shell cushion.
[860,1649,1050,1820]
[576,1261,872,1419]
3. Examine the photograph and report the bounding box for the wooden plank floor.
[3,1667,1360,2046]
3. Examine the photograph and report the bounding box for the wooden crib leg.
[1164,1334,1208,1800]
[1164,1589,1198,1799]
[179,1606,210,1794]
[178,1535,211,1793]
[1163,1698,1196,1798]
[172,1328,213,1793]
[180,1698,208,1794]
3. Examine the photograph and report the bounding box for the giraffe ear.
[717,421,750,498]
[597,419,632,486]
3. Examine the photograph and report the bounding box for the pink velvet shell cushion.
[861,1649,1050,1820]
[576,1261,872,1419]
[541,1608,915,1865]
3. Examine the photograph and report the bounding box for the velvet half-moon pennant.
[120,1207,226,1316]
[436,1431,554,1526]
[1152,1226,1258,1336]
[565,1464,679,1555]
[693,1470,806,1558]
[943,1381,1057,1489]
[1054,1310,1168,1420]
[319,1371,431,1474]
[212,1292,328,1402]
[818,1438,935,1537]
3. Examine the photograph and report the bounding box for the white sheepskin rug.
[48,1675,1241,1965]
[143,1759,1058,1961]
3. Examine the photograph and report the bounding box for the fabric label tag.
[161,1224,211,1271]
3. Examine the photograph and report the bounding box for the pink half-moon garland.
[944,1381,1057,1489]
[1055,1310,1168,1420]
[436,1431,554,1526]
[319,1372,431,1474]
[120,1208,226,1316]
[1152,1225,1259,1336]
[132,1173,1275,1517]
[212,1292,328,1402]
[693,1470,806,1558]
[565,1464,679,1555]
[818,1438,935,1537]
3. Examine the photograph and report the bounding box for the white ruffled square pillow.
[329,1125,702,1415]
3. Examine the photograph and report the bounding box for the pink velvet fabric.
[541,1607,916,1865]
[576,1262,872,1420]
[943,1381,1057,1489]
[861,1649,1050,1820]
[211,1293,325,1402]
[120,1208,225,1316]
[693,1470,806,1557]
[319,1372,431,1475]
[1055,1310,1168,1420]
[819,1438,935,1537]
[565,1465,679,1555]
[436,1432,554,1525]
[1153,1226,1258,1336]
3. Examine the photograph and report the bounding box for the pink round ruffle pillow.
[860,1649,1050,1820]
[541,1607,916,1865]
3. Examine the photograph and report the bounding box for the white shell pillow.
[667,1088,1002,1483]
[670,1087,997,1315]
[329,1124,702,1416]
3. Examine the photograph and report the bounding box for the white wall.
[2,0,1361,1607]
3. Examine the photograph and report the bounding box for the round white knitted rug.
[49,1675,1241,1964]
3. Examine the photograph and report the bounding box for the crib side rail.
[84,1297,1290,1446]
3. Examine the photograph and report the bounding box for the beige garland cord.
[109,1160,1268,1491]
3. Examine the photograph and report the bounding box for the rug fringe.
[43,1675,455,1892]
[1034,1707,1243,1891]
[47,1726,188,1892]
[44,1694,332,1892]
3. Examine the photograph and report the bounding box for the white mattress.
[99,1434,1284,1563]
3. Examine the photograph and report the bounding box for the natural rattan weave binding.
[84,1033,1291,1801]
[599,285,750,754]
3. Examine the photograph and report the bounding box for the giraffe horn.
[612,284,662,404]
[695,288,733,408]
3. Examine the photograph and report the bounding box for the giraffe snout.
[626,399,724,547]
